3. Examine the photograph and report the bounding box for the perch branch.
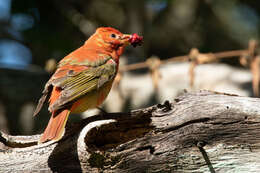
[1,91,260,172]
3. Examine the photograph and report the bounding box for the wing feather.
[49,58,117,111]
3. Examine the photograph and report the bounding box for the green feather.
[49,58,117,111]
[58,54,111,67]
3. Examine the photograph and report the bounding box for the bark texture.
[1,90,260,173]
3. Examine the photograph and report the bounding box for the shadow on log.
[1,90,260,172]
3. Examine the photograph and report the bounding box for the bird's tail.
[39,109,70,144]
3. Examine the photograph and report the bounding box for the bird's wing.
[48,58,117,112]
[33,50,116,116]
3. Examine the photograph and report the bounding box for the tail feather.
[39,109,70,144]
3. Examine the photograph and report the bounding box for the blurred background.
[0,0,260,135]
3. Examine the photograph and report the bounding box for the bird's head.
[86,27,143,53]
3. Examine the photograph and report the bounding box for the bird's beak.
[120,34,131,45]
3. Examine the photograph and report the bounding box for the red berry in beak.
[129,33,143,47]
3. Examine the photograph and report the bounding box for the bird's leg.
[97,107,108,115]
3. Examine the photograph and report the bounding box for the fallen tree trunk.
[1,90,260,173]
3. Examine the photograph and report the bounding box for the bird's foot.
[97,107,108,115]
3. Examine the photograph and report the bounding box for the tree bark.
[1,90,260,173]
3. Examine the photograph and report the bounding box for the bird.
[33,27,143,144]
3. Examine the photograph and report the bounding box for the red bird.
[34,27,143,143]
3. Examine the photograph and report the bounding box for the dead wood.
[1,90,260,173]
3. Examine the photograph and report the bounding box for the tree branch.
[1,90,260,172]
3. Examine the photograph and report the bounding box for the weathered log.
[1,90,260,173]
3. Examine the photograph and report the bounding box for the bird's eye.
[110,33,116,38]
